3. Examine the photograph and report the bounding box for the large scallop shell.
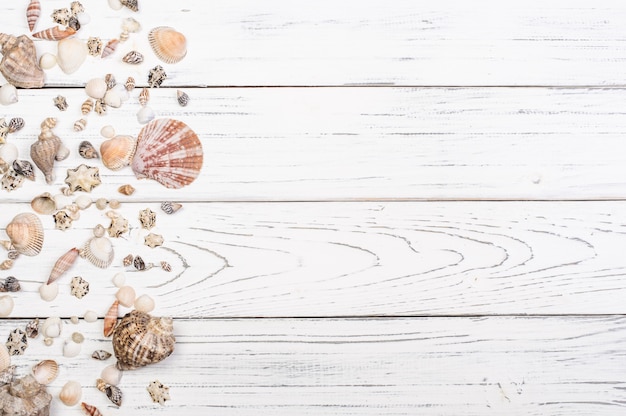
[6,213,43,256]
[81,236,114,269]
[131,118,203,189]
[112,311,175,370]
[26,0,41,32]
[148,27,187,64]
[32,26,76,41]
[100,135,136,171]
[0,34,45,88]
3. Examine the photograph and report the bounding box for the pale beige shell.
[65,164,101,193]
[0,375,52,414]
[112,311,175,370]
[148,27,187,64]
[118,184,135,195]
[131,118,203,189]
[59,380,81,406]
[32,26,76,41]
[6,213,43,256]
[81,236,114,269]
[0,34,45,88]
[31,193,55,215]
[100,135,136,171]
[31,359,58,385]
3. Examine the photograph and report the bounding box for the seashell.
[112,310,175,370]
[0,260,12,271]
[0,84,18,105]
[30,127,62,184]
[81,235,114,268]
[81,98,93,114]
[116,286,135,307]
[6,329,27,355]
[97,379,123,406]
[104,73,116,90]
[95,198,108,210]
[59,380,81,406]
[118,184,135,196]
[144,233,164,248]
[100,135,136,170]
[75,194,92,209]
[161,261,172,272]
[40,117,57,130]
[27,0,41,32]
[0,120,8,143]
[25,318,39,338]
[31,359,57,385]
[125,76,135,91]
[147,65,167,87]
[13,160,35,181]
[65,164,101,192]
[53,210,72,230]
[83,310,97,323]
[138,87,149,106]
[119,30,129,43]
[32,26,76,41]
[120,0,139,12]
[39,282,58,302]
[85,78,107,99]
[94,98,106,115]
[0,276,19,292]
[0,365,15,385]
[53,95,68,111]
[0,375,52,414]
[81,402,103,416]
[100,126,115,139]
[149,27,187,64]
[103,300,119,337]
[8,118,24,133]
[68,16,81,31]
[136,105,155,124]
[101,39,119,59]
[63,339,81,357]
[131,118,203,189]
[2,169,25,192]
[56,37,87,74]
[51,8,70,26]
[133,255,145,270]
[78,140,98,159]
[47,247,79,285]
[177,89,190,106]
[70,276,89,299]
[0,345,9,372]
[42,317,62,338]
[72,332,84,343]
[7,213,43,256]
[73,118,86,132]
[147,380,170,405]
[134,294,155,313]
[86,37,102,56]
[0,296,14,317]
[122,50,143,64]
[123,254,133,266]
[106,212,128,238]
[103,90,121,108]
[138,208,156,229]
[71,1,85,16]
[112,272,126,287]
[100,365,122,386]
[0,34,45,88]
[92,350,112,360]
[39,52,56,69]
[55,144,70,161]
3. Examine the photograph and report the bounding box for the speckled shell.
[148,27,187,64]
[47,247,79,285]
[122,50,143,64]
[32,26,76,41]
[120,0,139,12]
[112,311,175,370]
[0,34,45,88]
[6,213,43,256]
[30,129,62,184]
[131,118,203,189]
[0,375,52,415]
[81,236,114,269]
[100,135,136,171]
[26,0,40,32]
[12,160,35,181]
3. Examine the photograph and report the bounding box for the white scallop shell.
[32,359,58,384]
[81,236,114,268]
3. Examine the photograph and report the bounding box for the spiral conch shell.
[131,118,203,189]
[6,213,43,256]
[112,311,175,370]
[0,34,45,88]
[30,121,68,184]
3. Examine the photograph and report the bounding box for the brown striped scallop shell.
[0,34,45,88]
[148,27,187,64]
[131,118,203,189]
[26,0,41,32]
[32,26,76,41]
[6,213,43,256]
[100,135,136,171]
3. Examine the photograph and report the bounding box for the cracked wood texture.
[0,0,624,415]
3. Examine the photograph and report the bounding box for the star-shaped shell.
[139,208,156,230]
[70,276,89,299]
[65,164,101,193]
[146,380,170,405]
[144,233,163,248]
[5,329,27,355]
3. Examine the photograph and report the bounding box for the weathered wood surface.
[3,87,626,201]
[2,317,625,415]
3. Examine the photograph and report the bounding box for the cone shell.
[47,247,79,285]
[81,402,103,416]
[0,34,45,88]
[6,213,43,256]
[100,135,136,171]
[32,26,76,41]
[31,359,58,385]
[131,118,203,189]
[27,0,41,32]
[103,300,118,337]
[148,27,187,64]
[112,311,175,370]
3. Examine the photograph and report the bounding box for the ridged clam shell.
[27,0,40,32]
[122,50,143,64]
[100,135,136,171]
[30,129,62,184]
[131,118,203,189]
[81,236,114,269]
[101,38,119,59]
[47,247,79,285]
[103,300,118,337]
[32,26,76,41]
[112,311,175,370]
[31,192,55,215]
[148,27,187,64]
[31,359,58,385]
[6,213,43,256]
[0,34,45,88]
[12,159,35,181]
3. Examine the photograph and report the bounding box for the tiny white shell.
[75,195,92,210]
[83,310,98,323]
[0,296,13,317]
[115,285,135,307]
[39,282,59,302]
[85,78,107,99]
[101,364,122,386]
[42,316,62,338]
[39,53,57,70]
[134,294,155,313]
[136,106,155,124]
[0,84,18,106]
[59,380,82,406]
[104,90,122,108]
[0,143,18,164]
[101,125,115,138]
[63,339,81,357]
[112,272,126,288]
[108,0,123,11]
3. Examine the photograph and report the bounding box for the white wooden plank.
[0,317,624,415]
[2,0,626,86]
[2,87,626,201]
[1,201,625,317]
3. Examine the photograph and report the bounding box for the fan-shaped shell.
[31,359,58,385]
[100,135,136,171]
[6,213,43,256]
[0,34,45,88]
[131,118,203,189]
[148,27,187,64]
[112,311,175,370]
[81,236,114,269]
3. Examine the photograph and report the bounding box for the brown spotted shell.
[6,213,43,256]
[0,34,45,88]
[112,311,175,370]
[148,27,186,64]
[100,135,136,171]
[131,118,203,189]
